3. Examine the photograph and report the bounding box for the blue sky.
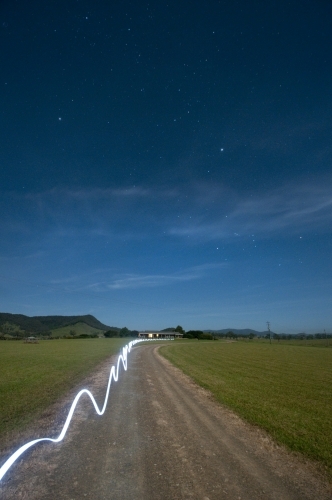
[1,0,331,333]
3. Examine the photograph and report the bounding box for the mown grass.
[160,341,332,475]
[0,338,129,444]
[255,338,331,348]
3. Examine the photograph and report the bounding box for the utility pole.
[267,321,271,344]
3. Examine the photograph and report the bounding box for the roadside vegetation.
[0,338,130,447]
[160,341,332,476]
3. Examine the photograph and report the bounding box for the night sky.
[1,0,331,333]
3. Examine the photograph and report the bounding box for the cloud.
[65,263,226,291]
[168,178,332,241]
[1,178,331,245]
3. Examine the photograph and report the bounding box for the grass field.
[0,338,130,446]
[255,338,331,348]
[160,341,332,475]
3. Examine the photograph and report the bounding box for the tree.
[185,330,204,339]
[175,325,184,334]
[104,330,118,338]
[200,333,213,340]
[119,327,130,337]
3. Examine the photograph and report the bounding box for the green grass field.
[0,338,130,445]
[160,341,332,475]
[255,338,331,348]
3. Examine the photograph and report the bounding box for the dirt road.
[1,343,331,499]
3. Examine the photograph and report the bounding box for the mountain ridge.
[204,328,275,336]
[0,313,115,334]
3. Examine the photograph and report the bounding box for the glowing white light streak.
[0,339,149,482]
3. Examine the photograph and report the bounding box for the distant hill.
[0,313,116,335]
[204,328,276,337]
[50,322,107,338]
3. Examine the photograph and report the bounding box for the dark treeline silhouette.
[0,313,112,334]
[104,327,139,338]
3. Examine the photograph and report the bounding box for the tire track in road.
[1,343,331,499]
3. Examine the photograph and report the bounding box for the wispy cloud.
[168,178,332,241]
[1,178,331,244]
[62,263,226,291]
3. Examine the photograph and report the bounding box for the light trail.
[0,338,153,482]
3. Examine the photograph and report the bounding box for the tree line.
[104,327,139,338]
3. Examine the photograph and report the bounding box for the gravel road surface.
[1,343,331,499]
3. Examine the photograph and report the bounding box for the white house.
[138,331,183,340]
